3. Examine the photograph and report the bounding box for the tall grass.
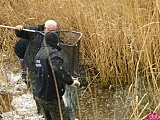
[0,67,13,114]
[0,0,159,119]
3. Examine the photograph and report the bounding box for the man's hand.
[71,77,80,87]
[16,25,23,31]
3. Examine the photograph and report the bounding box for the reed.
[0,69,13,114]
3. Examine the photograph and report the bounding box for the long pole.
[0,25,42,33]
[0,25,83,41]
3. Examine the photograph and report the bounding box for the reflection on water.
[78,84,115,120]
[62,75,151,120]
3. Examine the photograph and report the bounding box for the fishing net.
[59,30,82,119]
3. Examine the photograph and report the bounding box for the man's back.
[34,46,66,100]
[15,25,44,71]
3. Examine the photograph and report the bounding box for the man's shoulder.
[50,49,62,58]
[26,24,44,31]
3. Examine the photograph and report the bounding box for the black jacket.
[15,25,44,72]
[34,45,73,101]
[14,38,28,59]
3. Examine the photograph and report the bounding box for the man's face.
[44,24,57,33]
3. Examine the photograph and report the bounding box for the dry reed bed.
[0,0,160,119]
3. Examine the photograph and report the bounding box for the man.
[34,31,80,120]
[15,20,58,75]
[15,20,58,114]
[14,20,61,81]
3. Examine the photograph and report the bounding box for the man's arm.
[51,56,80,87]
[15,25,37,39]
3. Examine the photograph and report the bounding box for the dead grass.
[0,69,13,114]
[0,93,13,114]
